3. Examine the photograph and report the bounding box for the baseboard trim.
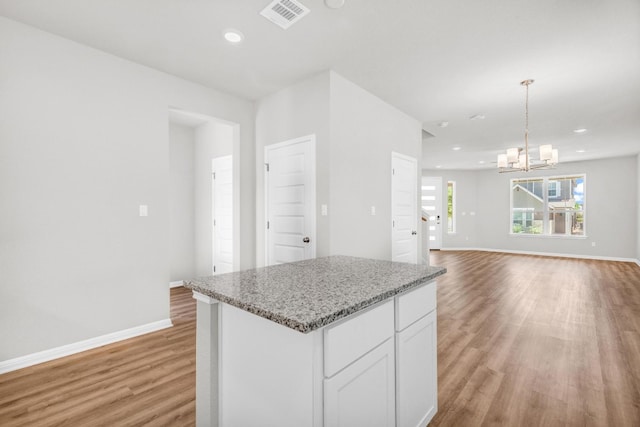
[0,318,173,375]
[439,247,637,263]
[169,280,184,288]
[636,259,640,268]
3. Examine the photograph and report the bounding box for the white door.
[392,152,418,264]
[421,177,442,250]
[212,156,233,274]
[265,135,316,266]
[324,338,396,427]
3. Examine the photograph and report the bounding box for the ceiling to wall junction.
[1,0,638,169]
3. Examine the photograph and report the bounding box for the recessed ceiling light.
[576,149,586,153]
[438,121,449,128]
[452,146,462,151]
[470,114,485,121]
[573,128,587,133]
[223,29,244,44]
[478,160,486,164]
[435,165,442,169]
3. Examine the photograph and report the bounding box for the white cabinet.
[395,310,437,427]
[395,279,438,426]
[324,338,396,427]
[195,280,438,427]
[323,280,438,427]
[324,301,395,426]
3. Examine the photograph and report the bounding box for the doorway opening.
[168,108,240,282]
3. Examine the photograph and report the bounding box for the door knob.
[303,237,310,243]
[411,230,417,235]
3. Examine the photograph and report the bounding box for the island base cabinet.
[218,303,321,427]
[324,338,396,427]
[395,310,437,427]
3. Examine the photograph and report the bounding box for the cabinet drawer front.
[324,300,394,378]
[395,280,436,331]
[324,338,396,427]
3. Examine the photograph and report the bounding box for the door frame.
[212,155,233,275]
[264,134,317,266]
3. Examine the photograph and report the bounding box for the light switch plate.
[321,204,328,216]
[139,205,148,217]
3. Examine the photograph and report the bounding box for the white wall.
[254,71,422,264]
[194,121,234,276]
[169,123,195,282]
[0,17,255,362]
[254,71,331,266]
[422,170,479,249]
[424,155,638,260]
[329,72,422,260]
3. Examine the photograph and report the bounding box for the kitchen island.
[185,255,446,427]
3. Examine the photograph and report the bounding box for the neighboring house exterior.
[512,177,584,235]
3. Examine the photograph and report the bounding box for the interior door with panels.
[392,152,418,264]
[265,135,316,266]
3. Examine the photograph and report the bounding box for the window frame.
[509,174,587,238]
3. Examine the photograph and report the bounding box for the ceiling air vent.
[260,0,310,30]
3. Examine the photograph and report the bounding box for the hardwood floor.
[429,251,640,427]
[0,287,197,426]
[1,251,639,426]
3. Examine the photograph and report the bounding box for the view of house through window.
[511,175,585,236]
[447,181,455,233]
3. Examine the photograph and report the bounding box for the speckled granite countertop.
[184,255,446,333]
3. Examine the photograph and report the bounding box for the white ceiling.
[1,0,638,169]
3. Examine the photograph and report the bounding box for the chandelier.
[497,79,558,172]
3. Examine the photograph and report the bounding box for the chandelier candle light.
[497,79,559,172]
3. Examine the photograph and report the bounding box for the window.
[447,181,455,233]
[548,181,561,198]
[511,175,585,236]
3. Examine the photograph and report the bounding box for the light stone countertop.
[184,255,446,333]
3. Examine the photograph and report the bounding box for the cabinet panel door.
[396,310,437,427]
[324,338,395,427]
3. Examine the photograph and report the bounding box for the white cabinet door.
[324,338,395,427]
[396,310,437,427]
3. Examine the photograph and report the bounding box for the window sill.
[509,233,588,240]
